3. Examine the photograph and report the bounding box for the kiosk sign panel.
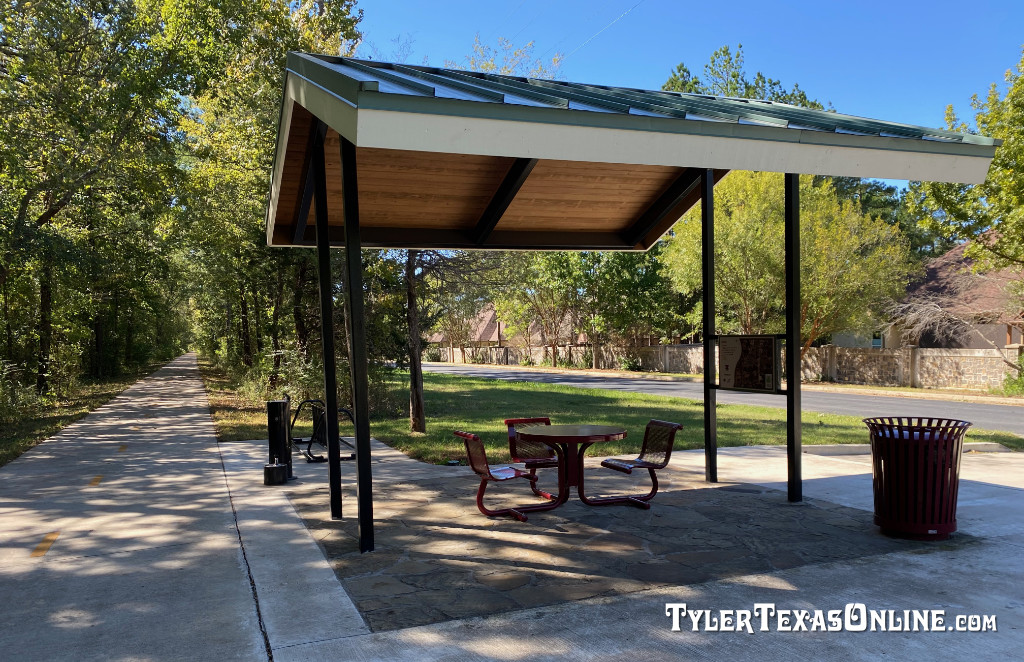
[718,335,779,393]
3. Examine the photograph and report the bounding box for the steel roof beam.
[292,119,327,245]
[473,157,538,245]
[622,168,703,246]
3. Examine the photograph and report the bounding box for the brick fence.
[435,343,1024,391]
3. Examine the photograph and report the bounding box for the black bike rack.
[287,395,356,463]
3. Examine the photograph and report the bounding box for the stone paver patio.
[287,460,945,631]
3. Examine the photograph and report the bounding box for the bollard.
[267,400,293,480]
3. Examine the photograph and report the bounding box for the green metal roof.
[287,53,998,148]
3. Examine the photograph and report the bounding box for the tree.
[445,35,562,77]
[824,178,953,260]
[0,0,250,391]
[493,252,577,365]
[661,172,917,354]
[915,47,1024,271]
[179,0,362,390]
[663,44,823,109]
[569,250,683,358]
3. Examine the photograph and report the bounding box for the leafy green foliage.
[0,1,366,412]
[915,47,1024,271]
[662,173,917,351]
[0,0,233,392]
[825,178,953,260]
[1004,358,1024,396]
[491,249,683,364]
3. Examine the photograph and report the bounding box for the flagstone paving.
[288,466,955,631]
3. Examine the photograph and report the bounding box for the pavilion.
[265,52,999,552]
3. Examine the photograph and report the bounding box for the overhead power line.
[561,0,647,63]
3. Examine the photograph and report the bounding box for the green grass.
[200,366,1023,464]
[199,358,321,441]
[0,364,164,467]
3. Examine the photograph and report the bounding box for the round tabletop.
[516,424,626,443]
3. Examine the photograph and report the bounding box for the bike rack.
[287,396,357,463]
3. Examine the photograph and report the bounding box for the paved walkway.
[2,355,1022,661]
[0,355,267,660]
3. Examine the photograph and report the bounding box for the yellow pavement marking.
[118,444,127,452]
[31,532,60,557]
[88,475,103,487]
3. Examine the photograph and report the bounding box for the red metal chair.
[504,417,558,499]
[579,419,683,509]
[457,430,544,522]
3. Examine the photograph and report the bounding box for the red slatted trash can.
[863,417,971,540]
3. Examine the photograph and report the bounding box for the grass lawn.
[199,363,1023,464]
[0,364,164,467]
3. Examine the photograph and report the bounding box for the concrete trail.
[0,354,366,661]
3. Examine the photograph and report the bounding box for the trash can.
[863,417,971,540]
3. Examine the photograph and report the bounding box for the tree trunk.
[293,262,310,358]
[3,274,13,362]
[225,300,232,359]
[406,250,426,433]
[270,272,284,387]
[253,284,264,355]
[124,307,134,368]
[35,261,53,394]
[92,311,104,378]
[239,284,252,367]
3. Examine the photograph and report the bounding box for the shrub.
[0,360,41,425]
[1004,358,1024,396]
[617,355,642,371]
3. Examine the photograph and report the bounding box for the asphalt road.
[423,363,1024,437]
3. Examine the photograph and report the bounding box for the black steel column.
[311,120,343,519]
[785,172,803,502]
[339,136,374,552]
[701,169,717,483]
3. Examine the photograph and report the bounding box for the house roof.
[266,53,1000,251]
[906,241,1023,322]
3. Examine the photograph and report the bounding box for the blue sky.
[355,0,1023,132]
